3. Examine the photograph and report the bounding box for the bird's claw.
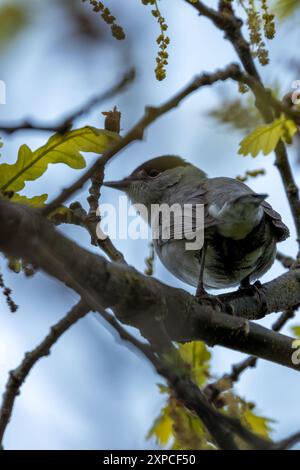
[239,280,268,315]
[195,290,224,312]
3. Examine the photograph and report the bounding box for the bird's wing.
[206,177,290,243]
[262,201,290,242]
[155,186,217,247]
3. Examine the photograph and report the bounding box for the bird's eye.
[148,169,160,178]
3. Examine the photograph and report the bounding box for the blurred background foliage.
[0,2,28,52]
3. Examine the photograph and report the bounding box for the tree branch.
[0,293,265,451]
[271,431,300,450]
[0,299,90,447]
[185,0,300,252]
[86,106,127,264]
[276,251,295,270]
[42,63,242,216]
[204,308,297,403]
[0,200,299,371]
[0,69,135,135]
[51,201,126,264]
[94,308,241,449]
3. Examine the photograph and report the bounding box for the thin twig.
[276,251,295,270]
[271,431,300,450]
[0,258,246,449]
[185,0,300,252]
[204,309,296,403]
[53,200,126,264]
[42,63,241,216]
[0,69,135,135]
[95,311,260,450]
[86,106,126,264]
[96,308,297,450]
[0,300,90,447]
[0,269,18,313]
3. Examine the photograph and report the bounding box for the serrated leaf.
[243,408,273,439]
[178,341,211,386]
[148,396,214,450]
[10,193,48,207]
[147,405,173,446]
[0,127,120,192]
[238,115,297,157]
[283,118,298,144]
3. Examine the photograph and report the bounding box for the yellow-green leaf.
[169,401,213,450]
[282,118,298,144]
[0,126,120,192]
[148,397,214,450]
[147,405,173,446]
[178,341,211,386]
[243,408,273,439]
[10,193,48,207]
[238,115,297,157]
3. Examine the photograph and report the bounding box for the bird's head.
[104,155,205,207]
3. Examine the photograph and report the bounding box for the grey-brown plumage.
[104,156,289,290]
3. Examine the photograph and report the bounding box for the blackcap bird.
[104,156,289,298]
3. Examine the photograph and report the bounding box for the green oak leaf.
[147,405,173,447]
[10,193,48,207]
[148,398,214,450]
[178,341,211,387]
[243,408,273,440]
[0,126,120,192]
[238,115,297,157]
[170,402,213,450]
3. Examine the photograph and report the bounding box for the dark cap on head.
[103,155,190,190]
[130,155,190,178]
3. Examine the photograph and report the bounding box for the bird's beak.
[103,178,132,191]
